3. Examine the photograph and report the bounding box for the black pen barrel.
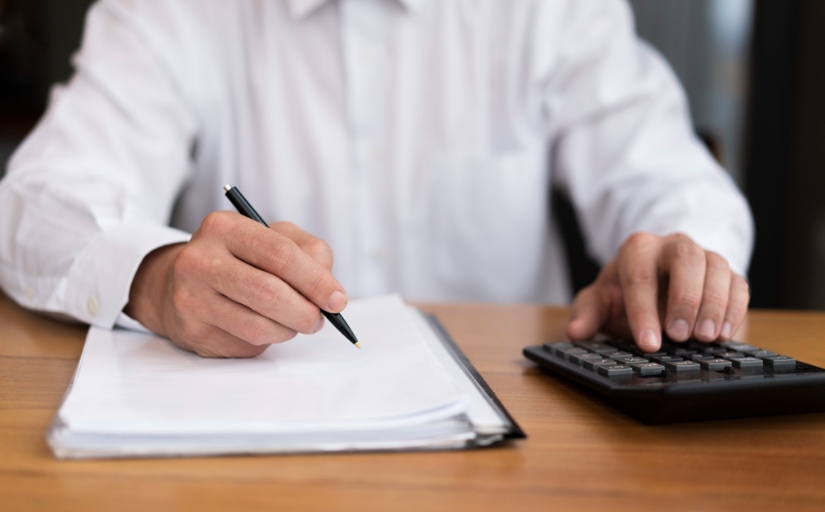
[224,185,268,226]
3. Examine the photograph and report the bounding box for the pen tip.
[223,184,233,193]
[354,342,361,349]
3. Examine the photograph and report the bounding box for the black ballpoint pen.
[223,184,360,348]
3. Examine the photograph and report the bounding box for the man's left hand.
[566,232,750,352]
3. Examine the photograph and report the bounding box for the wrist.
[124,243,185,336]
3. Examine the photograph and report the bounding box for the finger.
[693,252,731,342]
[173,322,271,358]
[270,222,334,270]
[662,235,706,342]
[719,274,750,341]
[567,283,609,340]
[204,291,302,346]
[617,233,662,352]
[205,258,325,335]
[213,213,347,312]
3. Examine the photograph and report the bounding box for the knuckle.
[701,291,728,312]
[624,268,656,287]
[252,278,282,306]
[674,290,702,311]
[201,210,232,234]
[624,232,655,250]
[268,239,296,274]
[671,238,704,263]
[706,252,730,271]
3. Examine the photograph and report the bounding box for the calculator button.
[762,356,796,367]
[631,362,665,376]
[561,348,589,360]
[650,355,682,363]
[595,347,620,356]
[689,354,715,361]
[699,358,732,371]
[598,364,633,376]
[728,357,764,368]
[672,349,698,357]
[573,341,616,353]
[544,342,574,355]
[665,360,701,372]
[610,353,636,363]
[571,353,604,365]
[623,357,651,365]
[745,349,776,358]
[719,352,745,360]
[583,358,618,370]
[723,342,759,352]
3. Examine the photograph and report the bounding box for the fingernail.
[310,315,325,334]
[697,318,716,339]
[639,329,659,351]
[328,290,347,312]
[668,319,690,340]
[720,321,732,339]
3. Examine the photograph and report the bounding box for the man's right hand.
[124,212,347,358]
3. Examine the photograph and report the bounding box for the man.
[0,0,752,357]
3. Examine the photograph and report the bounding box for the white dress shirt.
[0,0,753,329]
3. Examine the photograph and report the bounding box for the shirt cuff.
[64,221,191,328]
[115,311,153,334]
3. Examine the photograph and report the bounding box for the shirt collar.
[287,0,426,19]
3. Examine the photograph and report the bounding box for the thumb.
[566,284,610,340]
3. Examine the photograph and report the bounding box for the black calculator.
[523,338,825,424]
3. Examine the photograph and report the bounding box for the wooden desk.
[2,291,825,511]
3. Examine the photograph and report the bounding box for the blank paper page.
[59,295,466,435]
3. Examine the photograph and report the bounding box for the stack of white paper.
[48,295,507,459]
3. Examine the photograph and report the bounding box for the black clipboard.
[422,313,527,444]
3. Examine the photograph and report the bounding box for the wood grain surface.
[2,291,825,511]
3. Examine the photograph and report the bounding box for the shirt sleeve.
[541,0,754,276]
[0,0,197,327]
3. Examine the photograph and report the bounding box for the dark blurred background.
[1,0,823,310]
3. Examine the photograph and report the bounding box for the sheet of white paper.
[58,295,466,435]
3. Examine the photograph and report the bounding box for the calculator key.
[598,364,633,376]
[623,357,651,365]
[610,353,636,363]
[672,349,698,357]
[571,353,604,365]
[762,356,796,367]
[723,342,759,352]
[561,348,589,360]
[595,347,620,356]
[745,349,776,358]
[631,362,665,376]
[573,341,612,352]
[689,354,715,361]
[582,358,618,370]
[544,342,574,355]
[699,358,732,371]
[665,360,701,372]
[728,357,764,368]
[650,355,683,363]
[719,352,746,360]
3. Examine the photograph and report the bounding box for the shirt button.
[25,288,34,301]
[87,298,98,317]
[371,247,387,263]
